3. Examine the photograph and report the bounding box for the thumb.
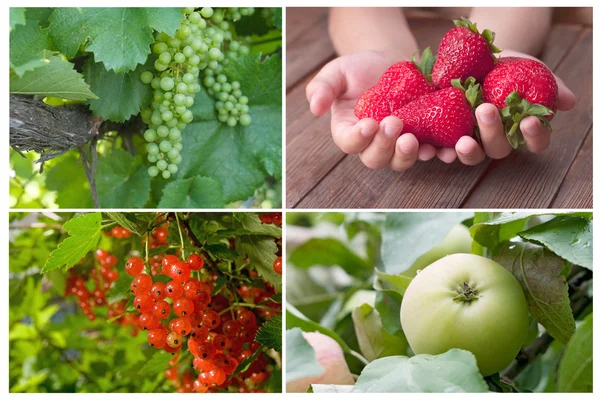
[306,58,346,116]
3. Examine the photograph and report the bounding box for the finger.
[418,143,436,161]
[521,116,551,153]
[554,76,576,111]
[331,117,379,154]
[358,116,403,169]
[306,60,345,116]
[390,133,419,171]
[476,103,513,159]
[437,147,458,164]
[455,136,486,166]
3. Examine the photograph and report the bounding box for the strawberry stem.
[500,91,554,149]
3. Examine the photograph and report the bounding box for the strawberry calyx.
[452,76,483,141]
[454,17,502,61]
[500,91,554,149]
[412,47,435,82]
[451,77,482,110]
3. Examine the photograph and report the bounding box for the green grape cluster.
[140,7,253,179]
[224,7,255,21]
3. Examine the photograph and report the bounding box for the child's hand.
[306,51,437,171]
[451,50,576,165]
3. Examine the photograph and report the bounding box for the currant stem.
[175,212,186,260]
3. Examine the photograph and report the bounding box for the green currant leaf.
[48,8,183,73]
[42,213,102,273]
[10,19,52,77]
[256,314,282,352]
[157,176,225,208]
[82,57,153,122]
[10,8,26,30]
[234,213,281,237]
[237,234,281,291]
[96,150,152,208]
[137,351,173,376]
[10,56,97,101]
[177,54,282,204]
[204,244,238,261]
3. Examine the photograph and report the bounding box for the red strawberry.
[355,48,437,122]
[432,17,500,88]
[482,57,557,148]
[392,77,481,148]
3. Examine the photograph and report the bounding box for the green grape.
[140,71,154,84]
[160,77,175,91]
[157,160,168,171]
[169,128,181,141]
[201,7,213,18]
[144,129,157,141]
[159,140,172,152]
[157,125,169,138]
[174,93,187,106]
[168,164,179,174]
[153,42,168,54]
[174,52,186,63]
[240,114,252,126]
[148,166,159,177]
[147,143,159,155]
[168,148,180,160]
[189,12,201,24]
[162,170,171,179]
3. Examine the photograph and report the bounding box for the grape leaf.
[157,176,225,208]
[96,150,151,208]
[42,213,102,272]
[352,350,487,393]
[519,216,592,270]
[557,313,593,392]
[10,8,26,30]
[45,152,94,208]
[256,315,282,352]
[10,56,97,100]
[25,8,54,26]
[82,57,153,122]
[177,54,282,204]
[48,8,183,73]
[10,19,52,77]
[494,242,575,343]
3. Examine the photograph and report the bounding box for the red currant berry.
[166,331,182,347]
[104,269,118,283]
[165,365,178,380]
[272,213,282,226]
[133,293,154,313]
[163,343,181,354]
[237,308,257,328]
[104,254,117,268]
[131,274,153,294]
[197,342,217,360]
[153,300,171,319]
[202,310,221,330]
[183,280,200,299]
[186,254,205,270]
[193,356,215,372]
[138,313,160,330]
[165,280,184,299]
[213,334,232,352]
[171,317,192,336]
[194,379,209,393]
[190,325,209,341]
[95,248,108,260]
[169,261,191,283]
[273,256,282,275]
[148,329,167,348]
[150,282,167,300]
[173,298,194,316]
[125,256,145,276]
[162,254,179,275]
[208,367,227,385]
[153,227,168,243]
[259,214,274,224]
[222,320,241,337]
[214,353,238,375]
[239,327,257,343]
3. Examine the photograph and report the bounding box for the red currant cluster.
[259,213,282,226]
[104,225,132,239]
[125,250,280,392]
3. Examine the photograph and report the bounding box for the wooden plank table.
[286,8,593,209]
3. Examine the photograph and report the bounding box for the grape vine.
[140,7,255,179]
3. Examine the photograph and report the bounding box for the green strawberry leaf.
[10,19,53,77]
[175,53,282,203]
[10,8,27,30]
[413,47,435,81]
[10,56,97,100]
[42,213,102,273]
[501,91,553,148]
[157,176,225,208]
[96,150,151,208]
[82,57,153,122]
[48,8,182,73]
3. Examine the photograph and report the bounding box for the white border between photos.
[1,0,598,399]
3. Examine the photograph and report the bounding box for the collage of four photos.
[7,5,594,395]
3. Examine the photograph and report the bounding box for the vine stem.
[175,212,186,260]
